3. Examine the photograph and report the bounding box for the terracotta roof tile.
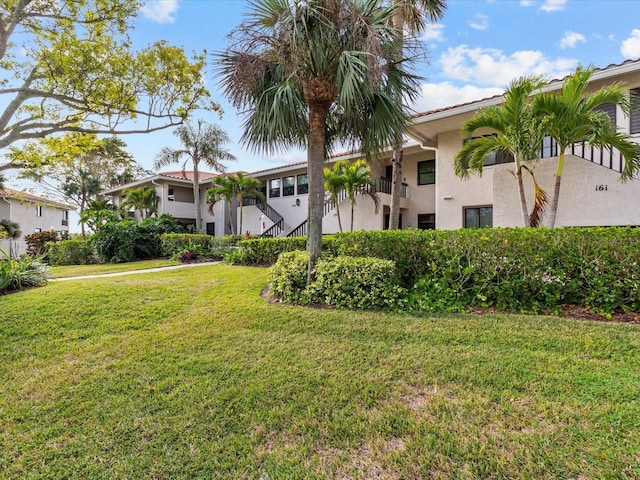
[0,187,71,209]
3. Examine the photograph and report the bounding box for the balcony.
[377,177,407,197]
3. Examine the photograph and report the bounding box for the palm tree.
[121,187,158,219]
[341,160,380,231]
[324,161,348,233]
[0,219,21,258]
[62,169,102,238]
[533,65,640,228]
[234,173,264,235]
[79,199,118,233]
[388,0,447,230]
[217,0,418,278]
[454,76,549,227]
[207,175,238,235]
[154,120,236,233]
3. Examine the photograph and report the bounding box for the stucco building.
[0,187,71,256]
[107,58,640,237]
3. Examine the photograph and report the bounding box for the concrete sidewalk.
[51,261,221,281]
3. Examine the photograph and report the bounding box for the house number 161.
[595,185,608,191]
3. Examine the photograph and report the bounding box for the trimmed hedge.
[161,234,212,257]
[269,251,405,309]
[48,240,95,266]
[263,228,640,315]
[227,236,337,265]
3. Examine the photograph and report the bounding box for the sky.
[6,0,640,189]
[121,0,640,175]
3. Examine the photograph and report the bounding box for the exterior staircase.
[243,196,288,238]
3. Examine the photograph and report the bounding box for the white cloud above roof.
[560,31,586,49]
[621,29,640,60]
[468,13,489,31]
[411,82,504,112]
[140,0,179,24]
[439,45,577,87]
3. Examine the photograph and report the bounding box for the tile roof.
[0,187,71,209]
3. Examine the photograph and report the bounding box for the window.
[631,88,640,134]
[595,102,617,125]
[465,135,514,166]
[168,187,175,201]
[269,178,281,198]
[417,160,435,185]
[464,206,493,229]
[283,176,295,196]
[62,210,69,226]
[417,213,435,230]
[206,222,215,236]
[297,174,308,195]
[35,205,42,217]
[483,149,514,166]
[540,135,558,158]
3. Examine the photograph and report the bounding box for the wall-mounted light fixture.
[443,195,453,200]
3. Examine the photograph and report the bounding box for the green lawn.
[1,264,639,479]
[49,258,180,278]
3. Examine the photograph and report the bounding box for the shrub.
[229,236,338,266]
[48,240,95,266]
[0,248,49,293]
[24,230,59,258]
[161,234,212,257]
[92,215,185,263]
[269,250,313,303]
[312,255,405,310]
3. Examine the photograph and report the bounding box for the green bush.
[269,250,313,304]
[228,237,308,265]
[92,215,185,263]
[267,228,640,315]
[312,255,406,310]
[24,230,59,258]
[0,248,49,293]
[161,234,212,257]
[47,240,95,266]
[229,236,338,266]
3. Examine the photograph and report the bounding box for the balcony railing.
[377,177,407,197]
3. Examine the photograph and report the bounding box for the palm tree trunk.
[227,201,235,235]
[388,3,405,231]
[334,194,343,232]
[350,202,355,232]
[547,152,565,228]
[307,102,330,283]
[389,144,403,229]
[193,161,201,233]
[516,162,530,227]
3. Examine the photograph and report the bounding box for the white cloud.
[540,0,567,12]
[421,23,445,42]
[468,13,489,31]
[520,0,535,6]
[411,82,504,113]
[439,45,577,87]
[621,29,640,59]
[140,0,179,24]
[560,31,586,49]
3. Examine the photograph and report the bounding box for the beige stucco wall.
[0,199,68,256]
[494,155,640,227]
[434,130,495,230]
